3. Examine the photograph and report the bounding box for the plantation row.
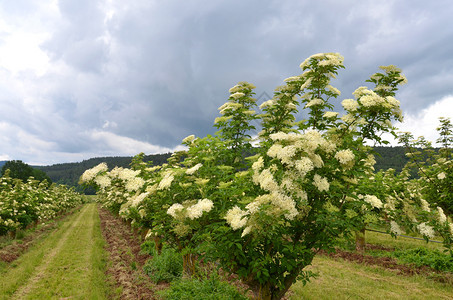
[81,53,452,300]
[0,170,85,236]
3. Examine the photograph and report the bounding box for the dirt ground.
[97,206,168,299]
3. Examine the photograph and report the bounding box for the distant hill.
[0,161,6,168]
[373,146,409,172]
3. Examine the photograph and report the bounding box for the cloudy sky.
[1,0,452,165]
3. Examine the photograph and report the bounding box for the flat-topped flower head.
[230,92,245,99]
[182,135,196,144]
[225,206,248,230]
[126,177,145,192]
[323,111,339,119]
[363,194,383,209]
[390,221,402,235]
[417,222,435,239]
[186,198,214,220]
[186,163,203,175]
[342,99,359,112]
[158,171,175,190]
[167,203,184,218]
[81,162,108,182]
[437,207,447,223]
[335,149,355,165]
[94,175,111,189]
[305,98,324,108]
[437,172,446,180]
[313,174,329,192]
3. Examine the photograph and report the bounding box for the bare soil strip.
[98,207,165,299]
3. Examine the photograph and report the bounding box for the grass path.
[0,203,109,300]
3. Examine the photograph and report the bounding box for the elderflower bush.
[393,117,453,251]
[207,53,413,300]
[79,162,148,218]
[0,171,85,236]
[357,166,452,251]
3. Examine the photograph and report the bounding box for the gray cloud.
[0,0,452,165]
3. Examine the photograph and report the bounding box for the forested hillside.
[373,146,409,172]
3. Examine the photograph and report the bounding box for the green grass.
[365,230,445,251]
[290,229,453,299]
[0,203,109,299]
[290,255,453,300]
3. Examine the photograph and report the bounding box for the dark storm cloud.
[0,0,452,164]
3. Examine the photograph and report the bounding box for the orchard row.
[0,171,85,236]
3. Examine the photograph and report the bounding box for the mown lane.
[0,203,109,300]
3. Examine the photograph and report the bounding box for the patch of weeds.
[392,247,453,272]
[143,246,183,283]
[0,261,7,273]
[130,261,137,270]
[15,230,26,240]
[140,240,157,256]
[158,277,248,300]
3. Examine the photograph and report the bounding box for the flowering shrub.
[81,53,453,300]
[0,170,85,236]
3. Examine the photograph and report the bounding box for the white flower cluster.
[390,221,402,235]
[228,81,256,93]
[126,177,145,192]
[437,172,446,180]
[313,174,329,192]
[167,199,214,220]
[80,163,108,183]
[299,52,344,69]
[230,92,245,99]
[218,102,242,115]
[224,206,248,230]
[417,222,435,239]
[342,99,359,112]
[167,203,184,218]
[186,163,203,175]
[186,199,214,219]
[334,149,355,165]
[420,199,431,212]
[130,192,149,208]
[323,111,339,119]
[182,134,196,144]
[158,170,175,190]
[363,194,383,209]
[94,175,111,190]
[437,207,447,224]
[305,98,324,108]
[327,85,341,96]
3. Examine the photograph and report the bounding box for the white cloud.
[0,154,11,161]
[87,129,174,155]
[392,96,453,145]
